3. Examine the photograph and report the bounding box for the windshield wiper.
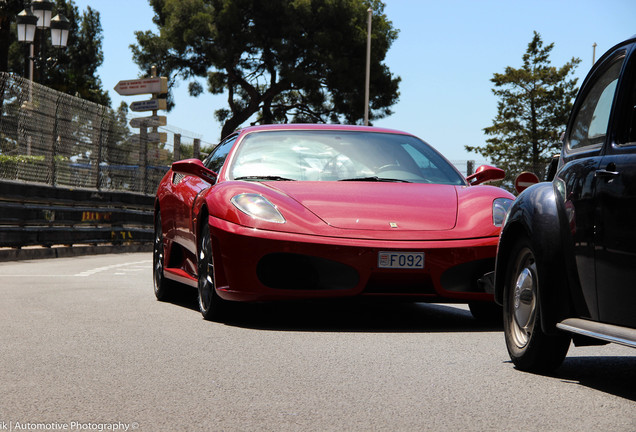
[234,175,296,181]
[338,176,411,183]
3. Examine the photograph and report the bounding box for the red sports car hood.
[268,182,458,231]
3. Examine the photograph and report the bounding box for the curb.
[0,243,153,262]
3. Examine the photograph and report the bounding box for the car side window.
[203,135,238,172]
[568,56,624,151]
[616,51,636,146]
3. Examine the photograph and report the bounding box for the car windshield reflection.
[229,130,465,185]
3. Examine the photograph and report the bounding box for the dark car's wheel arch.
[495,221,528,305]
[495,183,573,335]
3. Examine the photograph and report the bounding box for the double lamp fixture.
[16,0,70,49]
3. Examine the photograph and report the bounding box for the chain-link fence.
[0,72,213,195]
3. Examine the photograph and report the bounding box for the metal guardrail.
[0,179,154,248]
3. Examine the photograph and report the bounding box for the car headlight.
[231,193,286,224]
[493,198,513,227]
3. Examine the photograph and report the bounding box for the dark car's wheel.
[503,237,570,373]
[197,223,224,321]
[153,211,175,301]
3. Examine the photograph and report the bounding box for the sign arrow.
[114,77,168,96]
[129,99,167,112]
[130,115,167,128]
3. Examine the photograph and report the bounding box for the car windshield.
[229,130,466,185]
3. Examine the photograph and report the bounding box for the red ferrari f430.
[153,124,514,321]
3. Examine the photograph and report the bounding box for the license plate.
[378,251,424,269]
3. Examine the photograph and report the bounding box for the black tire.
[197,222,225,321]
[468,301,502,325]
[503,237,570,373]
[153,211,175,301]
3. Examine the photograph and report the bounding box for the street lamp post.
[364,8,372,126]
[15,0,71,83]
[16,8,38,80]
[15,1,71,158]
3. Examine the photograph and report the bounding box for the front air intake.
[257,253,359,290]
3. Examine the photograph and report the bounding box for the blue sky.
[72,0,636,163]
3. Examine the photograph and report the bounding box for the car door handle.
[595,169,619,178]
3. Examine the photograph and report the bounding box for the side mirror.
[466,165,505,185]
[171,158,218,184]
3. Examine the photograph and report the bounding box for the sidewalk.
[0,244,152,262]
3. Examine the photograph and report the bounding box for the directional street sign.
[114,77,168,96]
[131,132,167,144]
[129,99,167,112]
[116,76,169,138]
[130,115,167,128]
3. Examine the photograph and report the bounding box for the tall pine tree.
[467,32,580,181]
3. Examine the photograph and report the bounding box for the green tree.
[466,31,580,181]
[3,0,110,106]
[0,1,24,74]
[46,1,110,105]
[132,0,400,138]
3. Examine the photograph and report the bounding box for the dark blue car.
[494,36,636,372]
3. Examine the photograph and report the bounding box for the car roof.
[234,123,415,137]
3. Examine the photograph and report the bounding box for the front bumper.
[209,216,499,303]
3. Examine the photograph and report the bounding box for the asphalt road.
[1,253,634,432]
